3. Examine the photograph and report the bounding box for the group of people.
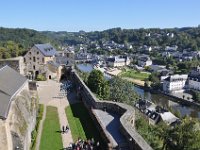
[67,137,100,150]
[60,80,72,92]
[62,125,70,133]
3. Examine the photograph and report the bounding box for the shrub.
[36,74,46,81]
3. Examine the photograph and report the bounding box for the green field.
[40,106,62,150]
[120,69,150,81]
[65,102,106,148]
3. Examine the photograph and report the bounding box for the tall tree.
[155,117,200,150]
[109,77,138,104]
[87,70,109,99]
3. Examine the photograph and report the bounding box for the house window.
[33,65,35,70]
[24,58,26,63]
[33,57,36,62]
[42,58,44,63]
[29,57,31,60]
[29,52,31,55]
[37,51,39,55]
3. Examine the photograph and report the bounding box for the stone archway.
[35,71,39,79]
[60,66,71,81]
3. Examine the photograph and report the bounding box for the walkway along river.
[77,63,200,119]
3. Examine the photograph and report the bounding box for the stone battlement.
[71,70,153,150]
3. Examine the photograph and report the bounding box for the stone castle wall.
[0,89,37,150]
[71,70,153,150]
[0,57,25,74]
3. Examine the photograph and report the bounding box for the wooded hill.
[1,26,200,59]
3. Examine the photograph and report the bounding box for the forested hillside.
[0,27,55,59]
[1,26,200,59]
[42,27,200,51]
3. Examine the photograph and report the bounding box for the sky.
[0,0,200,32]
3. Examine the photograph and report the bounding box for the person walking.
[62,125,65,133]
[66,125,69,133]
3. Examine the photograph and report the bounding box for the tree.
[87,70,109,99]
[155,123,175,150]
[155,117,200,150]
[109,77,138,104]
[144,79,150,88]
[171,117,200,150]
[101,80,110,99]
[36,74,46,81]
[191,90,200,103]
[149,72,161,90]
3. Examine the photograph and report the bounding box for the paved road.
[36,80,73,150]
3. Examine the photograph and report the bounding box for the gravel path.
[35,80,73,149]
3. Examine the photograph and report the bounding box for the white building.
[163,74,188,93]
[162,51,171,58]
[138,55,152,67]
[188,77,200,91]
[165,45,178,51]
[188,66,200,91]
[107,56,130,67]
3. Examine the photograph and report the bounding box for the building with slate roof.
[106,56,130,67]
[24,43,58,79]
[137,55,152,67]
[163,74,188,93]
[188,66,200,91]
[0,65,28,119]
[135,100,180,125]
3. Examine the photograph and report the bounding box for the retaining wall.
[71,70,153,150]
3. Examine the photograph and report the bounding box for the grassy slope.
[40,106,62,150]
[65,102,106,148]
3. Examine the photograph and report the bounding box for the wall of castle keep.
[0,57,25,74]
[71,70,153,150]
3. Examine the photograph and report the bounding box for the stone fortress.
[0,43,153,150]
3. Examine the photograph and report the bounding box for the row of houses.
[162,50,200,61]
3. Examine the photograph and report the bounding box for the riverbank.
[122,77,145,87]
[160,91,200,108]
[76,63,200,119]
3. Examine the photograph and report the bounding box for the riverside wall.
[71,70,153,150]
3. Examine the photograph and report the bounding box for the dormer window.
[37,51,39,54]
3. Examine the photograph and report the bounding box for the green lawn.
[120,69,150,81]
[40,106,62,150]
[65,102,106,148]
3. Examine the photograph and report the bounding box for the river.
[77,63,200,119]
